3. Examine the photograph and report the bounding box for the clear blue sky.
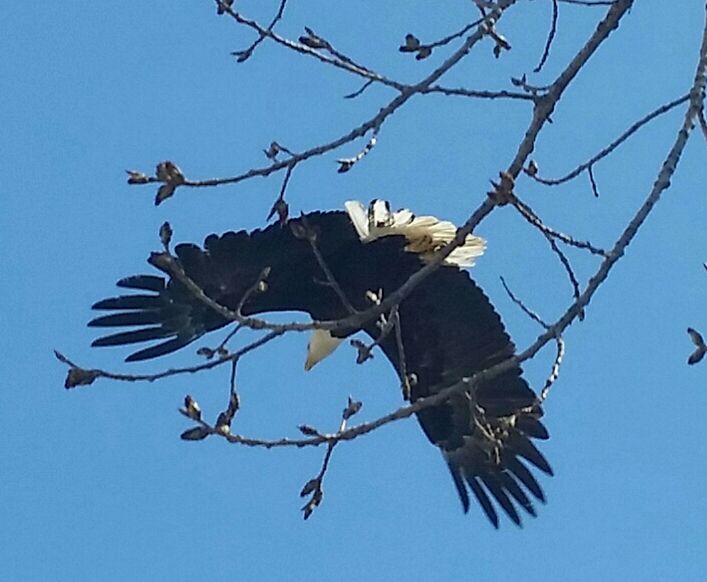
[2,2,706,581]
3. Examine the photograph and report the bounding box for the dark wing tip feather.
[480,475,522,527]
[447,464,470,513]
[509,434,553,476]
[467,476,499,528]
[92,294,165,311]
[88,311,166,328]
[124,335,195,362]
[498,471,536,517]
[505,456,546,503]
[91,327,175,347]
[516,415,550,440]
[116,275,165,292]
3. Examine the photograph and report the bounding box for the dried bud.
[342,396,363,420]
[399,33,421,53]
[126,170,150,184]
[687,327,707,365]
[159,222,173,248]
[350,339,373,365]
[196,347,215,359]
[64,367,99,389]
[264,141,281,160]
[180,426,209,441]
[267,198,289,225]
[336,159,354,173]
[300,478,321,497]
[183,395,202,421]
[155,183,176,206]
[302,488,323,520]
[215,415,231,435]
[416,46,432,60]
[217,0,234,15]
[299,27,326,49]
[155,161,185,184]
[511,74,527,88]
[365,289,382,304]
[298,424,320,437]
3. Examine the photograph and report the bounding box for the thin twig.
[534,0,559,73]
[57,330,284,386]
[344,80,374,100]
[528,94,689,186]
[587,164,600,197]
[499,277,564,403]
[545,233,582,306]
[500,276,550,328]
[230,0,288,63]
[392,310,412,401]
[412,16,487,54]
[304,219,357,315]
[223,5,403,90]
[133,2,518,195]
[512,196,608,256]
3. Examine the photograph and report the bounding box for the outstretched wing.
[90,211,357,361]
[89,207,550,526]
[377,266,551,527]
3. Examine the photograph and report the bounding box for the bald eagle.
[89,200,552,527]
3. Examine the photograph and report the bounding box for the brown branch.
[129,2,518,198]
[507,0,636,179]
[158,7,707,451]
[57,330,284,387]
[222,4,404,90]
[116,1,637,381]
[420,85,536,101]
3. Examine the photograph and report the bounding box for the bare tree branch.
[527,94,690,187]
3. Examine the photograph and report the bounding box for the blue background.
[2,2,706,581]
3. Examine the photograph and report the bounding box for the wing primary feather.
[466,475,499,528]
[480,474,521,526]
[508,434,553,475]
[88,311,170,328]
[505,456,546,502]
[498,471,536,517]
[515,415,550,440]
[446,463,470,513]
[125,336,195,362]
[116,275,165,292]
[92,295,164,311]
[91,327,175,347]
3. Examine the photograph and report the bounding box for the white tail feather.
[345,199,486,268]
